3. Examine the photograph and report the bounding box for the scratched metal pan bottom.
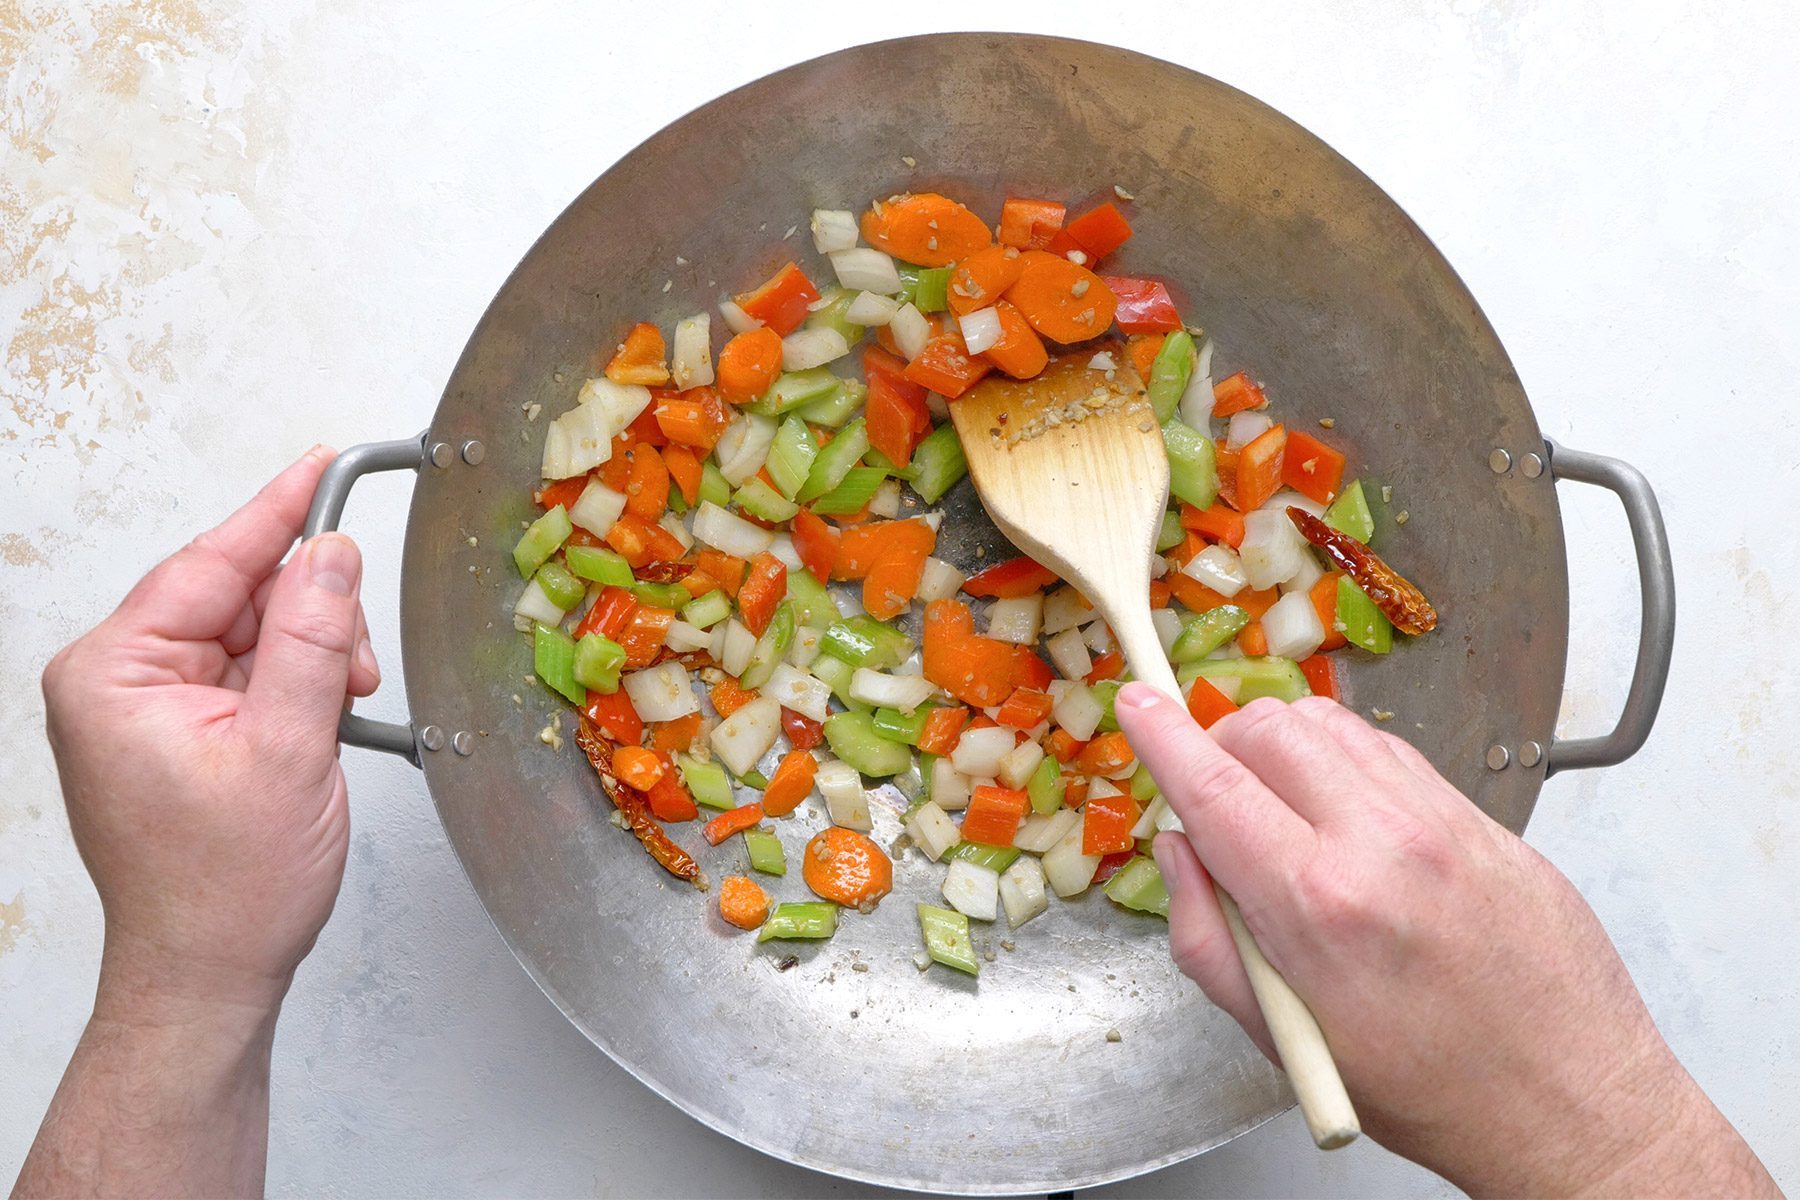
[307,33,1673,1194]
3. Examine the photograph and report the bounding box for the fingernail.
[356,636,379,677]
[1152,838,1182,900]
[1117,681,1162,711]
[307,534,361,596]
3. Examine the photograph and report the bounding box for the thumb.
[241,533,363,757]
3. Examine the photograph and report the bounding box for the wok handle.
[1543,441,1676,775]
[303,434,430,765]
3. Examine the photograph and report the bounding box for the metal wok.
[302,34,1674,1194]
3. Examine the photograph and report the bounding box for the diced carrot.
[917,706,971,757]
[938,636,1021,707]
[1187,677,1240,729]
[612,745,666,791]
[922,599,976,687]
[834,518,936,579]
[710,676,760,718]
[903,332,992,398]
[535,474,589,512]
[961,556,1058,598]
[605,512,685,568]
[1281,429,1346,505]
[703,803,764,846]
[734,263,818,336]
[718,874,770,930]
[1004,251,1117,345]
[1010,646,1054,692]
[583,688,643,744]
[1212,371,1268,417]
[761,749,817,817]
[1214,442,1242,510]
[644,769,697,822]
[1084,650,1124,684]
[1313,571,1348,651]
[1146,581,1171,613]
[619,604,675,667]
[781,707,824,750]
[626,407,667,448]
[981,300,1050,379]
[737,552,787,637]
[948,245,1026,315]
[1237,424,1287,511]
[961,784,1029,848]
[995,688,1054,730]
[1125,333,1165,382]
[717,326,785,405]
[1181,501,1247,548]
[861,538,932,622]
[681,571,719,601]
[605,322,670,386]
[1073,731,1136,776]
[1046,728,1086,765]
[860,192,991,267]
[624,444,670,521]
[801,827,893,908]
[1063,201,1133,262]
[1167,530,1205,568]
[1238,621,1269,657]
[790,509,840,585]
[1081,790,1141,855]
[998,198,1066,251]
[574,585,637,641]
[654,386,731,452]
[650,713,704,755]
[599,438,632,491]
[1062,774,1090,808]
[662,444,703,507]
[867,370,931,465]
[1299,653,1340,701]
[966,713,1000,733]
[695,549,748,597]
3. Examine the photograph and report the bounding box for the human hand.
[41,447,377,1018]
[1115,686,1775,1197]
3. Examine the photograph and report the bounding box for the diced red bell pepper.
[781,707,825,750]
[1235,425,1288,512]
[1093,849,1137,885]
[961,556,1058,598]
[583,688,643,744]
[1100,276,1183,334]
[574,585,637,642]
[1212,371,1268,417]
[1186,677,1240,729]
[737,552,788,637]
[789,509,840,585]
[1063,201,1133,262]
[1180,501,1247,548]
[734,263,818,336]
[535,474,589,512]
[618,604,675,668]
[644,767,697,822]
[1281,430,1346,506]
[902,333,991,398]
[1084,650,1124,685]
[605,512,686,568]
[1298,653,1340,701]
[1073,731,1135,777]
[866,369,931,466]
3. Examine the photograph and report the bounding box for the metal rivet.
[460,439,485,466]
[420,724,445,751]
[451,731,474,756]
[1520,452,1544,479]
[1488,448,1512,475]
[429,441,454,468]
[1518,740,1543,767]
[1486,744,1510,770]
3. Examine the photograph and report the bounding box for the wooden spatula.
[950,351,1360,1150]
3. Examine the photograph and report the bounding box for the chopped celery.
[820,616,912,669]
[739,769,771,790]
[895,263,921,303]
[783,566,841,628]
[514,505,572,576]
[677,754,734,811]
[1170,605,1250,663]
[698,461,732,508]
[872,704,932,746]
[809,467,884,516]
[917,903,978,975]
[1103,856,1170,917]
[760,901,838,940]
[1092,680,1123,732]
[809,652,869,713]
[1189,656,1311,703]
[765,416,820,499]
[1146,330,1195,424]
[1027,755,1065,814]
[572,633,626,693]
[749,367,840,415]
[629,580,688,609]
[912,267,952,314]
[917,751,937,802]
[908,423,967,503]
[824,711,913,777]
[739,603,796,689]
[1337,575,1393,653]
[862,446,917,480]
[1325,478,1376,543]
[564,543,633,587]
[795,377,866,428]
[667,487,688,516]
[805,287,865,345]
[796,418,871,502]
[1162,418,1219,511]
[1128,762,1159,803]
[534,561,585,611]
[682,589,732,629]
[733,476,801,522]
[533,622,585,705]
[1156,510,1186,553]
[947,841,1021,873]
[743,829,786,876]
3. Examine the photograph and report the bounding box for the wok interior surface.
[399,34,1567,1194]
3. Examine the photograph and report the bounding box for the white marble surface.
[3,1,1796,1195]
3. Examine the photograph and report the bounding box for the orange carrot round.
[718,874,771,930]
[859,193,991,267]
[761,749,818,817]
[801,827,893,910]
[717,327,783,404]
[948,245,1025,315]
[1004,251,1117,344]
[981,300,1049,379]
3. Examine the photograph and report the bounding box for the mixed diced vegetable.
[519,185,1438,977]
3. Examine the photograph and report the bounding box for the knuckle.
[277,606,356,658]
[1182,753,1256,804]
[1294,860,1378,935]
[1168,914,1235,986]
[1224,702,1314,763]
[1291,695,1340,719]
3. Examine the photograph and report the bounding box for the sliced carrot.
[1046,728,1086,765]
[981,300,1049,379]
[998,198,1066,251]
[790,509,840,585]
[1084,650,1124,685]
[536,474,589,512]
[737,552,788,637]
[703,803,764,846]
[903,332,992,398]
[834,518,936,579]
[624,444,670,521]
[717,326,785,403]
[781,707,825,750]
[1081,790,1141,854]
[995,688,1054,730]
[917,705,971,757]
[1299,653,1340,701]
[644,769,697,822]
[922,599,976,687]
[654,386,731,452]
[681,570,719,601]
[761,749,817,817]
[1281,429,1346,505]
[862,539,932,622]
[718,874,771,930]
[948,245,1026,315]
[1073,731,1136,776]
[650,713,704,755]
[1212,371,1268,418]
[599,438,632,491]
[626,407,667,447]
[867,371,931,465]
[583,688,643,744]
[710,676,760,719]
[1180,501,1247,548]
[802,827,894,909]
[859,192,991,267]
[695,549,748,597]
[1214,442,1242,510]
[961,785,1029,847]
[613,745,667,792]
[1168,529,1206,568]
[1187,677,1240,729]
[662,444,703,507]
[734,263,818,336]
[1313,571,1348,651]
[1238,622,1269,657]
[1125,333,1165,382]
[1148,579,1171,609]
[619,604,675,668]
[605,323,670,386]
[1004,251,1117,345]
[962,556,1058,598]
[1237,424,1287,511]
[1062,201,1133,262]
[939,637,1020,707]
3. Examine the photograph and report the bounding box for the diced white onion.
[1184,544,1249,597]
[942,859,1000,921]
[870,479,902,518]
[719,298,762,334]
[959,307,1003,355]
[1227,410,1274,449]
[997,739,1044,790]
[713,412,777,485]
[1087,351,1117,371]
[765,531,802,571]
[1082,621,1115,655]
[849,668,935,713]
[719,618,756,678]
[765,663,831,722]
[1000,857,1049,928]
[568,477,627,536]
[1151,608,1184,655]
[542,377,648,480]
[925,391,950,420]
[1087,777,1123,800]
[658,511,693,552]
[1045,627,1092,680]
[1203,673,1243,703]
[1240,509,1311,589]
[906,802,960,861]
[845,291,899,326]
[708,695,781,777]
[1014,808,1078,854]
[1041,585,1096,635]
[786,625,824,668]
[950,726,1016,777]
[781,326,849,371]
[830,247,903,294]
[708,619,729,663]
[809,208,859,254]
[1049,678,1103,740]
[1043,821,1102,897]
[1130,795,1169,839]
[890,302,930,360]
[1157,803,1186,834]
[1194,334,1216,379]
[622,661,699,723]
[1149,553,1168,579]
[1259,487,1328,519]
[1179,371,1214,431]
[671,312,713,389]
[692,500,775,558]
[916,556,965,603]
[663,618,712,653]
[984,595,1042,645]
[512,576,567,631]
[1282,548,1326,595]
[1262,590,1326,660]
[930,757,972,810]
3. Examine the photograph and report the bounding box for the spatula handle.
[1110,608,1361,1150]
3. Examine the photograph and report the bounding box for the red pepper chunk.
[1063,201,1133,262]
[1186,677,1240,729]
[902,333,992,398]
[583,688,644,744]
[734,262,818,336]
[737,552,788,637]
[1100,276,1183,334]
[961,556,1058,598]
[781,707,825,750]
[574,586,637,642]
